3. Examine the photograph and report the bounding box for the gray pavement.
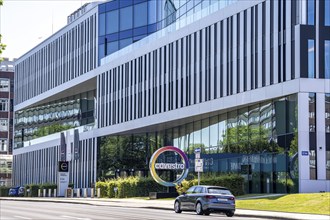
[0,197,329,220]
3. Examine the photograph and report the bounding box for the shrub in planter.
[26,184,40,197]
[95,181,108,198]
[0,186,10,197]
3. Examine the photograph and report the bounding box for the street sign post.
[194,148,203,185]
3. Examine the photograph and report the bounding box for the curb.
[1,197,328,220]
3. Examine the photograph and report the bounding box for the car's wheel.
[195,202,204,215]
[174,200,182,213]
[225,211,234,217]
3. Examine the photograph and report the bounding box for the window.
[0,99,8,111]
[0,139,7,152]
[99,13,105,36]
[325,41,330,79]
[120,6,132,31]
[308,40,315,78]
[0,119,8,131]
[106,10,119,34]
[326,94,330,179]
[325,0,330,26]
[307,0,314,25]
[0,79,9,92]
[309,93,317,180]
[134,2,148,28]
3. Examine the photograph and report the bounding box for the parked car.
[8,186,25,197]
[174,185,235,217]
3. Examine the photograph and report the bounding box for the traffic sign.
[195,159,203,172]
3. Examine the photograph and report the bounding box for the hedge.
[176,174,245,196]
[96,174,244,198]
[96,176,166,198]
[0,186,10,197]
[25,183,58,197]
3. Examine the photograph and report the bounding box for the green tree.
[98,135,148,180]
[220,125,282,154]
[0,0,6,62]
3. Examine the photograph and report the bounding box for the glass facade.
[326,94,330,180]
[307,0,315,25]
[98,95,298,193]
[14,90,95,149]
[309,93,317,180]
[98,0,237,63]
[325,0,330,26]
[308,39,315,78]
[326,40,330,79]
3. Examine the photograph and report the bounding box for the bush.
[0,186,10,197]
[25,184,40,197]
[176,174,244,196]
[40,183,57,190]
[96,176,166,198]
[95,181,108,198]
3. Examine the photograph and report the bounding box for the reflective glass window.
[134,2,148,28]
[309,93,317,179]
[99,44,105,60]
[308,39,315,78]
[209,116,219,151]
[148,0,157,24]
[106,10,119,34]
[325,40,330,79]
[119,38,132,49]
[325,94,330,179]
[325,0,330,26]
[0,99,8,111]
[107,41,118,55]
[0,79,9,92]
[307,0,314,25]
[0,119,8,131]
[120,6,133,31]
[99,13,106,36]
[0,139,7,152]
[201,119,210,152]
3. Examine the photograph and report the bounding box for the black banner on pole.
[60,132,66,161]
[74,129,80,160]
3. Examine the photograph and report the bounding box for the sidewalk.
[0,197,329,220]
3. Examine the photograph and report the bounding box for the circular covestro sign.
[149,146,189,187]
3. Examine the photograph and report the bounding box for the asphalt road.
[0,200,268,220]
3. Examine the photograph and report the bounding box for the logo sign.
[58,161,69,172]
[149,146,189,187]
[301,151,309,156]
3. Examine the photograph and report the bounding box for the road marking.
[13,216,32,220]
[61,216,91,220]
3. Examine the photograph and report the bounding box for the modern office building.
[0,58,14,186]
[13,0,330,193]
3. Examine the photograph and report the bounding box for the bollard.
[54,189,57,197]
[90,188,94,198]
[71,188,74,198]
[48,189,51,197]
[97,188,100,198]
[43,189,46,197]
[65,189,68,197]
[38,189,42,197]
[77,188,80,198]
[83,188,87,198]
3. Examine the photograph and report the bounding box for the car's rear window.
[207,188,232,195]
